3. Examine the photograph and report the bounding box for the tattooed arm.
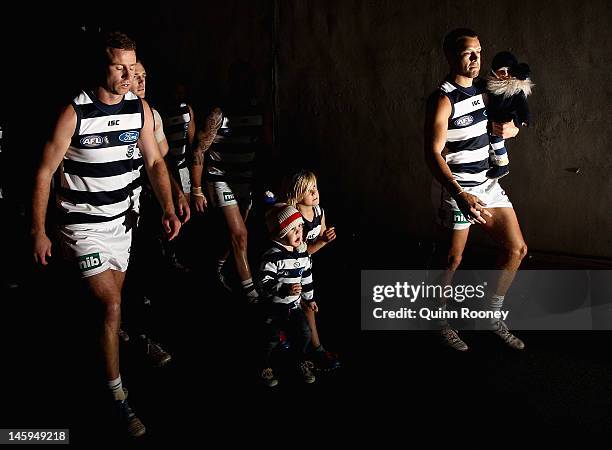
[190,107,223,212]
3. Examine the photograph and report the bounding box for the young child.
[258,204,317,387]
[286,170,340,371]
[486,51,534,179]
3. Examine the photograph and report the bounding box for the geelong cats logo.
[126,144,136,158]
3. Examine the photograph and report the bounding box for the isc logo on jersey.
[80,135,108,147]
[119,131,140,143]
[454,115,474,127]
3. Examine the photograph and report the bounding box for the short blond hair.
[286,170,317,206]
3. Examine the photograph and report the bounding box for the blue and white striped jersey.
[259,241,314,308]
[57,90,143,224]
[164,102,191,171]
[439,79,490,187]
[303,205,324,245]
[205,106,262,184]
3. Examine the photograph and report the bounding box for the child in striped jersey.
[258,204,317,387]
[486,51,534,179]
[286,170,340,371]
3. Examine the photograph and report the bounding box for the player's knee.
[508,242,528,261]
[103,299,121,323]
[447,254,463,271]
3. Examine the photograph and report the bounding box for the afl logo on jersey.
[119,131,140,143]
[454,115,474,127]
[80,135,107,148]
[126,144,136,158]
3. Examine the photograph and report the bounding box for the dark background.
[2,0,611,259]
[1,0,611,443]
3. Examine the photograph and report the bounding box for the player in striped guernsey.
[130,60,190,219]
[258,204,317,387]
[31,32,181,438]
[130,60,191,273]
[162,81,196,203]
[425,28,528,352]
[191,62,271,302]
[123,59,192,367]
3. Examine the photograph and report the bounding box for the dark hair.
[103,31,136,63]
[491,51,517,71]
[91,31,136,68]
[105,31,137,52]
[86,31,136,87]
[443,28,478,57]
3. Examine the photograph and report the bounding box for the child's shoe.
[261,367,279,387]
[298,360,316,384]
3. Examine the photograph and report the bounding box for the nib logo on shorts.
[223,192,235,202]
[453,210,469,224]
[77,252,102,271]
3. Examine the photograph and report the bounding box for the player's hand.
[176,193,191,223]
[32,232,52,266]
[193,193,208,213]
[492,121,519,139]
[162,210,182,240]
[455,192,492,225]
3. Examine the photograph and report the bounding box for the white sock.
[241,278,259,298]
[489,294,505,325]
[108,375,125,401]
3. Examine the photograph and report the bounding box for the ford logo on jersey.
[119,131,140,143]
[80,135,105,147]
[454,115,474,127]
